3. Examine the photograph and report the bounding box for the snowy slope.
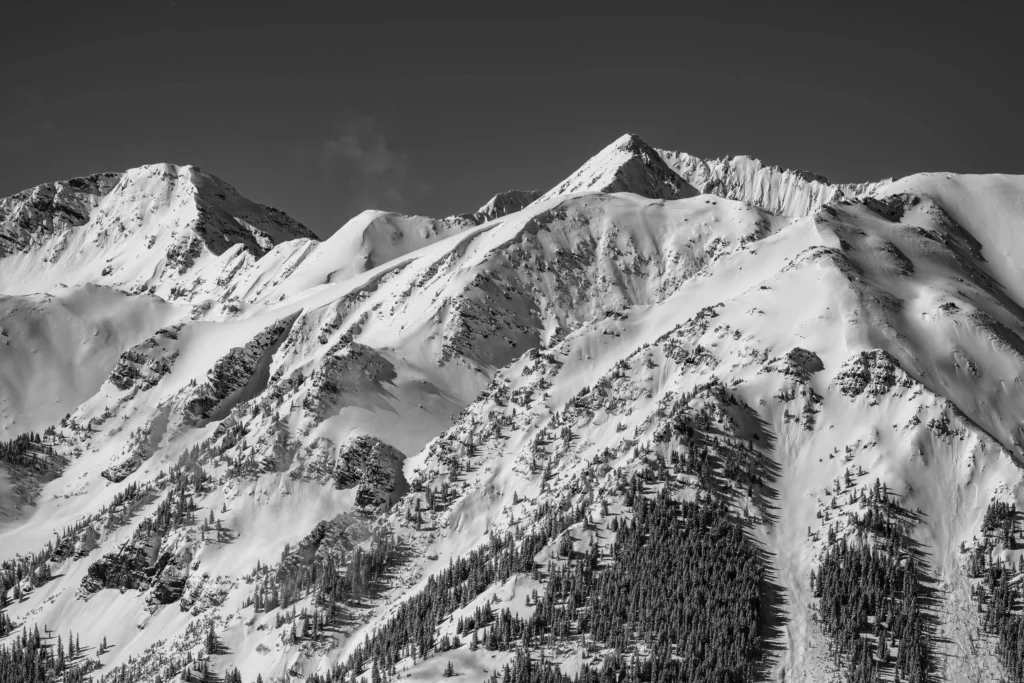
[0,286,180,437]
[1,134,1023,683]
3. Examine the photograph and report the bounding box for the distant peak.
[111,162,318,251]
[473,189,542,222]
[541,133,698,202]
[0,161,316,273]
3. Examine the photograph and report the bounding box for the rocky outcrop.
[331,435,405,508]
[299,342,397,426]
[833,349,913,398]
[467,189,542,222]
[182,314,298,424]
[761,347,825,381]
[106,326,183,393]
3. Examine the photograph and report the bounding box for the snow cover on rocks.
[660,149,889,217]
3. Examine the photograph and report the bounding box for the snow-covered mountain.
[2,135,1024,683]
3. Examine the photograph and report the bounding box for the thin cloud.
[319,118,429,221]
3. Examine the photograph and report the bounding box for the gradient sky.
[1,1,1021,238]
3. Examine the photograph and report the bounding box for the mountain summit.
[540,133,699,201]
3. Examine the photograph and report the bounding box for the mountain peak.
[111,163,317,255]
[540,133,699,202]
[0,163,316,258]
[609,131,656,152]
[0,162,317,297]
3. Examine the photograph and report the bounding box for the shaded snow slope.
[876,172,1024,308]
[0,285,181,438]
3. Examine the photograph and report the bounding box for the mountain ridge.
[659,148,890,217]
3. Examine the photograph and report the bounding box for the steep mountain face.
[1,135,1024,683]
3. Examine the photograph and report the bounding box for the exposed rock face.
[330,435,405,508]
[181,314,298,425]
[833,349,914,399]
[99,412,167,483]
[298,342,397,425]
[280,515,372,568]
[761,347,825,380]
[0,172,122,256]
[106,326,183,393]
[469,189,542,222]
[82,540,200,610]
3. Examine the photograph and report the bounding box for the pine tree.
[205,624,218,654]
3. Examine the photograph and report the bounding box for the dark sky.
[1,1,1021,238]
